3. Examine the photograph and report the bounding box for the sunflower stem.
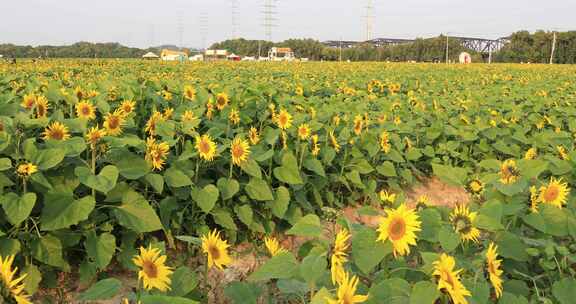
[91,146,97,197]
[195,160,200,184]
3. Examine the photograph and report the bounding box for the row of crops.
[0,60,575,303]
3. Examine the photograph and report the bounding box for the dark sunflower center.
[81,106,90,115]
[232,145,244,158]
[544,186,559,202]
[142,260,158,278]
[454,216,472,234]
[208,245,220,260]
[51,129,64,140]
[199,141,211,154]
[108,117,119,128]
[388,218,406,241]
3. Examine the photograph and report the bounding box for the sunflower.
[311,134,320,156]
[75,101,96,120]
[205,100,215,120]
[486,242,504,299]
[529,186,540,213]
[499,159,519,185]
[43,121,70,141]
[329,130,341,152]
[229,108,240,125]
[524,147,537,160]
[120,100,136,115]
[181,110,196,122]
[161,90,172,101]
[196,134,217,161]
[468,179,484,195]
[201,230,232,270]
[333,115,341,126]
[35,96,50,118]
[376,204,421,257]
[74,86,84,100]
[184,85,196,101]
[378,190,396,205]
[297,124,311,140]
[393,116,402,126]
[103,109,125,136]
[379,131,391,153]
[538,177,570,208]
[21,93,36,110]
[230,137,250,166]
[249,127,260,145]
[353,115,363,136]
[295,86,304,96]
[145,138,170,171]
[331,229,351,285]
[326,271,369,304]
[133,246,173,292]
[0,255,32,304]
[415,195,431,208]
[309,107,316,119]
[163,107,174,120]
[276,109,293,130]
[557,145,570,160]
[17,163,37,178]
[450,205,480,243]
[215,93,229,110]
[145,111,164,136]
[433,254,471,304]
[85,127,106,146]
[264,236,287,257]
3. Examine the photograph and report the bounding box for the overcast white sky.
[1,0,574,48]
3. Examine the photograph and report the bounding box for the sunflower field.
[0,60,576,303]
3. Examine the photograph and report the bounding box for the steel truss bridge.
[323,36,510,53]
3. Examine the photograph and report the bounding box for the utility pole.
[445,34,449,64]
[364,0,374,41]
[339,37,342,62]
[550,31,557,64]
[488,47,492,64]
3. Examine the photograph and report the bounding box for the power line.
[263,0,277,41]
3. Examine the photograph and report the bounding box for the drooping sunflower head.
[499,159,519,185]
[557,145,570,160]
[331,228,351,284]
[249,127,260,145]
[353,115,363,136]
[538,177,570,208]
[230,137,250,166]
[21,93,36,110]
[184,85,196,101]
[276,109,293,130]
[450,205,480,243]
[297,123,311,140]
[196,134,217,161]
[163,107,174,120]
[74,86,84,100]
[215,93,229,110]
[132,246,173,292]
[145,137,170,171]
[332,114,341,126]
[43,121,70,141]
[378,190,396,205]
[329,130,341,152]
[433,253,471,304]
[415,195,431,208]
[120,100,136,116]
[75,101,96,120]
[264,236,287,257]
[17,163,38,178]
[229,108,240,125]
[524,147,537,160]
[376,204,421,257]
[85,126,106,146]
[103,109,125,136]
[486,242,503,299]
[35,95,50,118]
[145,111,164,136]
[379,131,391,153]
[205,100,215,120]
[326,271,369,304]
[311,134,320,156]
[201,230,232,270]
[0,255,32,304]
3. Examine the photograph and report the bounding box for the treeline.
[494,30,576,64]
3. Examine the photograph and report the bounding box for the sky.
[1,0,574,48]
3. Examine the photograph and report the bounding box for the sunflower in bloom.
[17,163,37,178]
[379,131,391,153]
[201,230,232,270]
[499,159,519,185]
[74,86,84,100]
[450,205,480,243]
[353,115,363,136]
[538,177,570,208]
[229,108,240,125]
[85,126,106,146]
[297,123,311,140]
[215,93,229,110]
[378,190,396,205]
[0,255,32,304]
[329,130,341,152]
[184,85,196,101]
[145,138,170,171]
[295,86,304,96]
[21,93,36,110]
[433,254,471,304]
[486,242,504,299]
[196,135,217,161]
[264,236,287,257]
[230,137,250,166]
[393,116,402,126]
[529,186,540,213]
[331,229,351,285]
[415,195,432,208]
[181,110,196,123]
[133,246,173,292]
[163,107,174,120]
[376,204,421,257]
[205,100,215,120]
[120,100,136,116]
[524,147,537,160]
[333,115,341,126]
[103,109,125,136]
[249,127,260,145]
[35,96,50,118]
[557,145,570,160]
[326,271,368,304]
[311,134,320,156]
[276,109,293,130]
[468,179,484,195]
[43,121,70,141]
[75,101,96,120]
[145,111,164,136]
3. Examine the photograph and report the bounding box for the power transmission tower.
[148,24,155,48]
[199,13,209,50]
[231,0,239,39]
[177,13,184,50]
[445,34,449,64]
[550,31,557,64]
[263,0,277,41]
[364,0,374,41]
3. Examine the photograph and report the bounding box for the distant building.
[205,49,229,61]
[189,54,204,61]
[227,53,241,61]
[160,49,188,61]
[142,52,159,60]
[268,47,295,61]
